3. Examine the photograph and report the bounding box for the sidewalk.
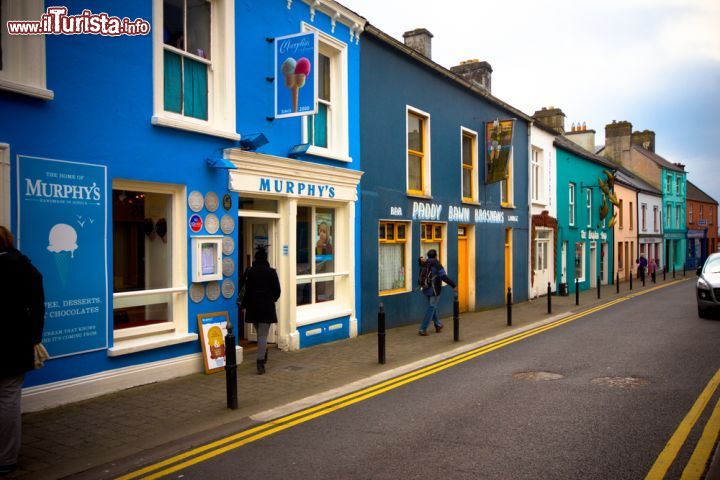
[9,274,694,479]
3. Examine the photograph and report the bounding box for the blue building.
[0,0,365,411]
[359,26,531,332]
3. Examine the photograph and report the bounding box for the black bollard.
[453,293,460,342]
[547,282,552,314]
[225,321,238,410]
[630,271,633,290]
[652,269,656,283]
[575,277,579,306]
[663,266,666,281]
[673,265,676,279]
[683,264,686,277]
[507,287,512,326]
[616,271,620,294]
[597,276,601,299]
[378,302,386,365]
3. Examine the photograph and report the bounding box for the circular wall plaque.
[189,283,205,303]
[221,279,236,299]
[189,214,203,233]
[222,194,232,211]
[205,192,219,212]
[205,213,219,234]
[222,257,235,277]
[206,282,221,301]
[188,191,204,212]
[222,236,235,256]
[220,214,235,234]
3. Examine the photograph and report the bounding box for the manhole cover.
[591,376,649,388]
[513,371,565,381]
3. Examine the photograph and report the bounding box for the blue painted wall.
[0,0,362,387]
[359,33,530,333]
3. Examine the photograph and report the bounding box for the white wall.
[638,192,664,236]
[530,125,557,219]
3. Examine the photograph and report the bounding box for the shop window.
[568,183,575,226]
[296,206,338,306]
[0,0,53,99]
[302,24,350,161]
[461,128,478,203]
[153,0,237,139]
[112,182,187,338]
[378,221,410,294]
[407,107,430,196]
[575,242,585,282]
[420,222,444,261]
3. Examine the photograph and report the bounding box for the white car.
[696,252,720,318]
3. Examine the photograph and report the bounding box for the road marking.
[119,278,689,480]
[680,396,720,479]
[645,368,720,480]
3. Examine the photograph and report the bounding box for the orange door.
[458,228,469,312]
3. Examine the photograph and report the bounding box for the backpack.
[418,261,436,291]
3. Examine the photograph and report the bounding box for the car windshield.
[704,257,720,273]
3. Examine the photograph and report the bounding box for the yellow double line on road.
[119,279,688,480]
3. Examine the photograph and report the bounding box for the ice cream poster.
[485,119,515,184]
[197,312,230,374]
[275,31,318,119]
[17,156,108,358]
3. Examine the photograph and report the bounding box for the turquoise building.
[660,165,687,271]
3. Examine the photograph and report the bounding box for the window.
[629,201,634,230]
[710,207,714,225]
[420,222,444,261]
[700,205,703,221]
[689,204,693,224]
[667,203,672,228]
[461,128,478,202]
[407,108,430,196]
[500,152,514,207]
[302,25,350,161]
[153,0,237,140]
[569,183,576,226]
[296,206,340,306]
[676,176,680,195]
[575,242,585,282]
[675,205,680,229]
[666,175,672,193]
[641,204,647,231]
[0,0,53,99]
[619,199,624,229]
[586,189,592,228]
[531,147,543,203]
[618,241,623,267]
[653,206,659,232]
[378,221,410,294]
[535,230,550,271]
[112,181,187,344]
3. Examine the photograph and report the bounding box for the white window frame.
[676,205,680,229]
[109,179,191,356]
[500,151,514,208]
[586,188,592,228]
[0,0,53,99]
[666,175,672,194]
[151,0,238,141]
[406,105,431,197]
[641,203,647,232]
[378,220,412,295]
[568,183,575,226]
[531,147,543,203]
[300,23,350,163]
[676,175,680,195]
[653,205,659,232]
[460,127,479,203]
[689,204,693,224]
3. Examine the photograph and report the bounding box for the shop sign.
[412,202,443,221]
[189,214,203,233]
[274,31,318,119]
[698,219,708,226]
[412,201,505,224]
[230,172,357,202]
[390,207,403,216]
[507,215,519,223]
[259,177,334,198]
[17,155,107,358]
[485,119,514,184]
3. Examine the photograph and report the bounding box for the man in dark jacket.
[419,249,456,336]
[0,226,45,474]
[240,247,281,374]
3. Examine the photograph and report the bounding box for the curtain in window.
[379,244,403,291]
[164,51,182,113]
[314,104,328,148]
[184,57,208,120]
[421,242,440,259]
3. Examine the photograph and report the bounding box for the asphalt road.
[171,280,720,479]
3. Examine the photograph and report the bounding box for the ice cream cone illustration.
[292,57,311,112]
[281,57,297,89]
[47,223,79,287]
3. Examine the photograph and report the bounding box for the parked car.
[696,252,720,318]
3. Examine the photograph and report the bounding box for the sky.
[342,0,720,209]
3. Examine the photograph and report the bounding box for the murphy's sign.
[229,172,357,202]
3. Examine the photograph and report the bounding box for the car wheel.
[698,305,708,318]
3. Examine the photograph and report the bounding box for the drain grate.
[591,376,649,388]
[513,371,565,381]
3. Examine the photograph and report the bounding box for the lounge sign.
[274,31,318,119]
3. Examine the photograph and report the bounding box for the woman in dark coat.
[240,247,281,374]
[0,226,45,474]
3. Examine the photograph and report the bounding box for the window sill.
[501,204,516,210]
[296,304,353,327]
[379,288,410,297]
[0,79,54,100]
[531,200,548,208]
[108,332,198,357]
[461,200,481,206]
[407,193,433,200]
[305,146,352,163]
[152,115,240,141]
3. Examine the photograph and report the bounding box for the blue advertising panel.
[275,31,318,119]
[17,156,108,358]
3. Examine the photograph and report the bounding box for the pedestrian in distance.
[417,249,457,336]
[648,257,657,283]
[0,226,45,475]
[637,253,648,283]
[240,246,281,375]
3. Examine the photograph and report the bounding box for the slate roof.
[615,169,662,196]
[632,145,685,173]
[554,135,616,169]
[687,180,718,205]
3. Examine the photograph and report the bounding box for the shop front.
[227,150,362,350]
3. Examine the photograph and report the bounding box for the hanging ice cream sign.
[274,31,318,119]
[17,156,108,358]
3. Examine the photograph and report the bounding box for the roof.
[615,169,662,196]
[687,180,718,205]
[363,24,534,123]
[632,145,685,173]
[553,135,616,169]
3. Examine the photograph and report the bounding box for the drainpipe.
[528,122,533,299]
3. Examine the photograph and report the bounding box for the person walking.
[0,226,45,475]
[648,257,657,283]
[418,249,457,336]
[240,247,280,375]
[637,253,648,283]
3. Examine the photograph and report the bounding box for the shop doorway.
[457,226,469,312]
[589,242,597,288]
[534,229,552,295]
[239,217,278,346]
[601,242,608,284]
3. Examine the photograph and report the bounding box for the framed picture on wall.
[197,311,230,374]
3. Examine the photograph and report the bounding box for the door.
[534,229,551,295]
[601,242,608,284]
[243,218,277,343]
[561,241,567,284]
[457,226,469,312]
[589,242,597,288]
[504,228,512,302]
